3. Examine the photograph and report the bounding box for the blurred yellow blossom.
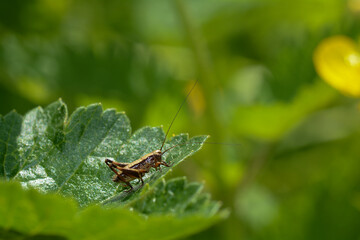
[313,35,360,97]
[186,80,206,118]
[348,0,360,13]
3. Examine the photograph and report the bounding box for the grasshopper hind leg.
[113,175,134,192]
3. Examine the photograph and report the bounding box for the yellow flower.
[313,35,360,97]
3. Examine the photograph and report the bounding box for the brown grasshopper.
[105,80,199,192]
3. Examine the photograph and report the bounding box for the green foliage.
[0,101,226,239]
[129,177,221,217]
[233,81,338,140]
[1,0,360,239]
[0,180,227,240]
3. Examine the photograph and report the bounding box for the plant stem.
[173,0,227,198]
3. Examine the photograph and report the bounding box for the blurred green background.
[1,0,360,239]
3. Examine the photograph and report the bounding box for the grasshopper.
[105,80,199,192]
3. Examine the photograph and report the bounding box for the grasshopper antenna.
[162,142,242,155]
[160,79,199,151]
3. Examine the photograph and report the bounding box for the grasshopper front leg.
[154,160,171,172]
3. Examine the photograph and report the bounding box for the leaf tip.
[4,109,23,120]
[57,98,67,106]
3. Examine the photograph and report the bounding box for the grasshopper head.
[154,150,162,162]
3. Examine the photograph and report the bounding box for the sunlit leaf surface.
[0,100,207,207]
[0,100,227,240]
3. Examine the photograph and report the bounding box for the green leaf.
[0,111,23,180]
[279,103,360,151]
[232,81,337,141]
[128,177,222,217]
[0,100,208,207]
[0,100,227,239]
[0,180,227,240]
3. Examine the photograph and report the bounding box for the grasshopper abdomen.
[105,149,170,191]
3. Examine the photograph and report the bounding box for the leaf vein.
[56,113,121,192]
[2,119,17,178]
